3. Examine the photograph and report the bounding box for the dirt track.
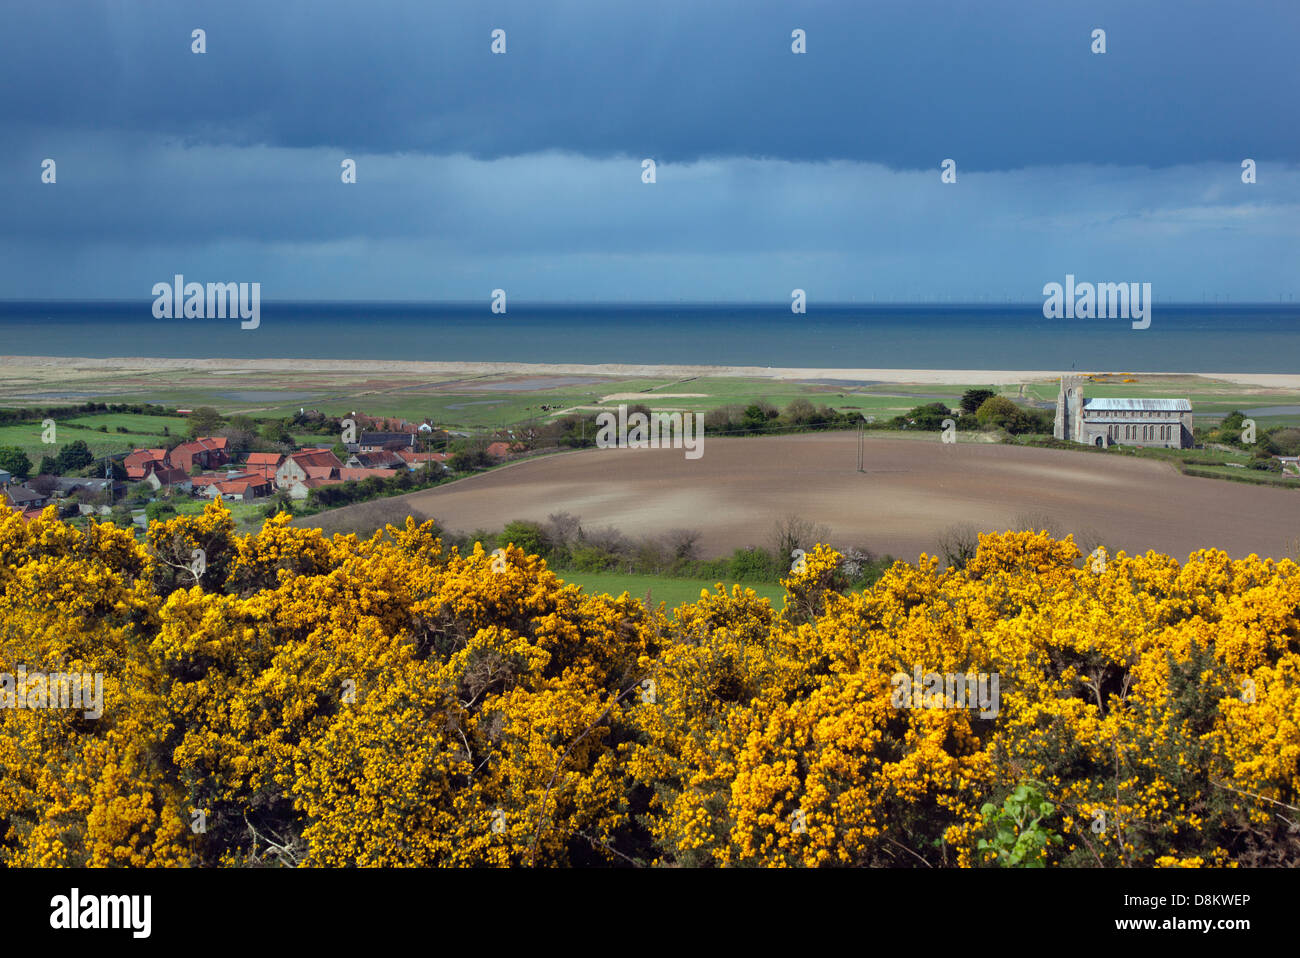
[338,434,1300,562]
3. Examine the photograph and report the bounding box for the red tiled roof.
[125,448,169,477]
[148,466,189,484]
[172,436,228,455]
[290,450,342,469]
[126,448,167,463]
[216,479,260,493]
[397,450,448,462]
[246,452,283,465]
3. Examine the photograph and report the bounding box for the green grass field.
[555,570,786,608]
[0,414,188,463]
[169,496,271,531]
[1179,464,1299,487]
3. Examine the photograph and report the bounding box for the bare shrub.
[634,537,668,574]
[663,528,702,562]
[582,525,632,555]
[937,522,981,570]
[1072,526,1108,561]
[772,514,832,563]
[546,511,582,547]
[1011,510,1065,539]
[837,546,875,578]
[704,405,744,431]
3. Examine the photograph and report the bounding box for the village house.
[124,448,168,480]
[243,452,284,480]
[49,477,121,499]
[345,450,405,470]
[358,432,417,453]
[142,464,193,494]
[1054,376,1193,449]
[192,471,255,498]
[4,486,50,511]
[485,441,516,460]
[396,450,449,471]
[207,477,274,501]
[275,448,344,488]
[283,476,344,500]
[0,469,10,485]
[168,436,230,473]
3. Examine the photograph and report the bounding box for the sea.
[1,302,1298,373]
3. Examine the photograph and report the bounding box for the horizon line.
[3,298,1297,308]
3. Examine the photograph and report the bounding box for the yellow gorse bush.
[0,501,1296,867]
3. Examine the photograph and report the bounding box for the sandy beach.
[5,355,1300,390]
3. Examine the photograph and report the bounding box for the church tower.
[1054,375,1084,441]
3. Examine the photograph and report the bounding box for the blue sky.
[2,0,1297,301]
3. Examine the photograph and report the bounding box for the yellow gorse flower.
[0,502,1294,867]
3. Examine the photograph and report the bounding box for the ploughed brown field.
[319,434,1300,563]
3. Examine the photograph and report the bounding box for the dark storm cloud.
[3,0,1296,170]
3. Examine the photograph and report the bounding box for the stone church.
[1053,376,1193,449]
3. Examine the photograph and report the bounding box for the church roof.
[1082,398,1191,411]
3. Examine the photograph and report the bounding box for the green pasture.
[555,570,786,609]
[168,496,271,531]
[0,413,187,462]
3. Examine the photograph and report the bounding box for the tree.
[905,402,952,430]
[37,455,57,475]
[53,440,94,474]
[975,396,1022,429]
[784,398,816,425]
[187,406,224,437]
[218,424,258,456]
[738,402,779,433]
[107,504,134,529]
[145,500,177,523]
[663,527,701,562]
[27,474,58,496]
[126,482,153,505]
[449,447,492,472]
[772,513,830,566]
[261,421,295,445]
[500,520,550,559]
[960,389,997,415]
[0,447,32,480]
[546,511,582,547]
